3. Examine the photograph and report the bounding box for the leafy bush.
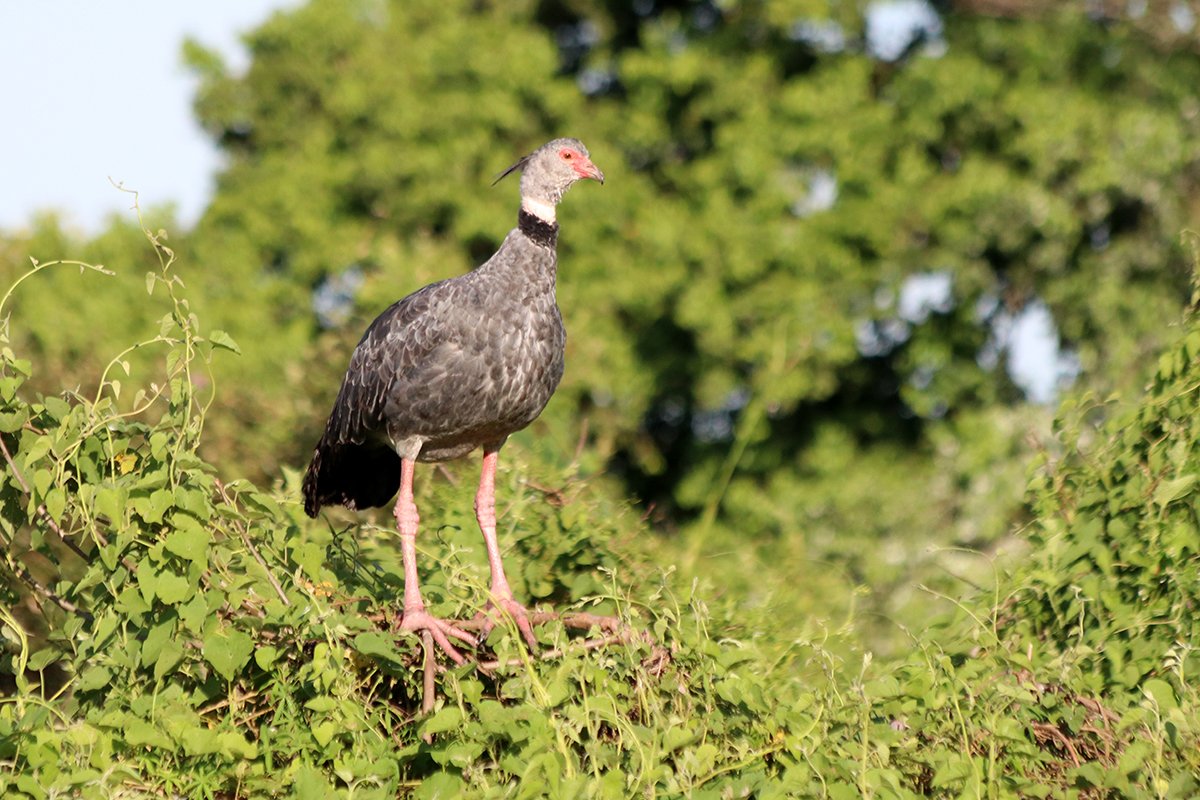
[0,220,854,798]
[2,223,1200,799]
[1009,257,1200,695]
[8,2,1200,665]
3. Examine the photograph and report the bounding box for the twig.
[215,479,290,607]
[382,607,644,709]
[329,596,371,607]
[434,464,460,487]
[0,435,90,562]
[523,480,568,507]
[198,689,260,716]
[452,609,625,634]
[476,632,630,671]
[573,417,589,463]
[2,550,92,621]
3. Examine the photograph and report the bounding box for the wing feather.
[302,281,450,515]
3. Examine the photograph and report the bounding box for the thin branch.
[452,609,627,634]
[215,480,291,608]
[2,550,92,622]
[476,633,632,672]
[573,416,589,463]
[0,435,90,562]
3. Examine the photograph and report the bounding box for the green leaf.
[26,647,60,672]
[156,571,192,605]
[0,408,28,433]
[254,645,279,670]
[180,726,220,756]
[1142,678,1178,711]
[124,719,171,749]
[421,706,464,737]
[202,627,253,682]
[163,524,211,563]
[94,486,127,523]
[353,631,405,664]
[154,639,184,681]
[208,329,241,354]
[137,568,159,604]
[415,771,465,800]
[293,764,336,800]
[305,696,338,713]
[1153,475,1196,507]
[132,487,174,524]
[43,487,66,521]
[32,468,52,498]
[0,374,26,401]
[312,721,337,747]
[75,665,112,693]
[140,618,175,667]
[149,431,170,459]
[178,592,210,634]
[216,731,257,759]
[663,725,697,752]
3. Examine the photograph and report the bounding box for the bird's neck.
[518,207,558,249]
[521,197,556,224]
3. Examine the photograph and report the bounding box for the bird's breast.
[485,299,565,421]
[396,291,565,459]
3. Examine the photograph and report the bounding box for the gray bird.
[302,138,604,662]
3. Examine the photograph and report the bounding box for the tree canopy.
[178,0,1200,634]
[3,0,1199,642]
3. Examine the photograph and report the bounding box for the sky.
[0,1,299,232]
[0,1,1066,402]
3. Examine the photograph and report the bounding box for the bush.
[0,216,848,799]
[2,224,1200,798]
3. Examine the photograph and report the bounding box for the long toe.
[400,608,477,665]
[476,597,539,650]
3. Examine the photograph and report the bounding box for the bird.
[302,138,604,663]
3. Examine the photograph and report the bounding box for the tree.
[170,0,1200,639]
[4,0,1194,642]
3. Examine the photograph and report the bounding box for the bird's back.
[303,228,564,515]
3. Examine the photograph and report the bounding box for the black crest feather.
[492,153,531,186]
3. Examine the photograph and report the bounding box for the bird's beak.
[576,158,605,185]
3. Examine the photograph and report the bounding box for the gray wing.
[303,278,461,516]
[324,283,447,445]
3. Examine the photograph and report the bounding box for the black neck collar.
[518,208,558,248]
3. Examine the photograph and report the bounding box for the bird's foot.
[398,606,476,665]
[474,596,539,650]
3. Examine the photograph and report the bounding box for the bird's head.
[494,138,604,223]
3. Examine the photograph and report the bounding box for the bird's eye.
[560,150,573,160]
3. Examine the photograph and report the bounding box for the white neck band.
[522,197,556,224]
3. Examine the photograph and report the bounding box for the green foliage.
[5,2,1200,650]
[171,0,1200,644]
[1,217,1199,800]
[4,2,1200,795]
[1011,269,1200,695]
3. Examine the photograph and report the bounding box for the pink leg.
[475,448,538,648]
[395,457,476,663]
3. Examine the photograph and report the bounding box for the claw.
[475,596,539,650]
[400,606,477,665]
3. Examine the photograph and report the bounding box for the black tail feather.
[302,438,402,518]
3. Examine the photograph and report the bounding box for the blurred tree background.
[4,0,1199,650]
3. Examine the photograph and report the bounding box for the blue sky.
[0,2,298,232]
